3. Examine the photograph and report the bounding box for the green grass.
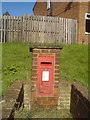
[2,43,88,96]
[2,42,32,96]
[60,44,88,88]
[15,106,71,118]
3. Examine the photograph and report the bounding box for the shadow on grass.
[15,105,72,119]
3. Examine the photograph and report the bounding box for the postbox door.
[37,56,54,97]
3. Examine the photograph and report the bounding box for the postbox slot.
[41,62,52,65]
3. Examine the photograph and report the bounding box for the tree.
[3,11,10,16]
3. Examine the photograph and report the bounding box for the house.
[33,0,90,44]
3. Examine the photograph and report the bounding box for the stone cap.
[30,43,63,52]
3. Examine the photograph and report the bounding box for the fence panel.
[0,15,78,44]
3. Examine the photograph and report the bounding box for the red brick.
[55,74,59,78]
[32,54,37,58]
[32,61,37,65]
[55,69,59,74]
[32,77,37,81]
[32,72,37,75]
[55,53,60,58]
[31,92,36,98]
[54,82,59,87]
[31,99,35,104]
[32,57,37,61]
[50,49,56,53]
[54,88,59,97]
[54,81,59,84]
[41,49,49,53]
[37,98,43,105]
[37,97,47,101]
[50,49,60,53]
[31,87,36,92]
[54,77,59,81]
[32,66,37,70]
[31,81,36,85]
[39,53,54,56]
[47,98,54,105]
[55,57,60,60]
[55,61,60,65]
[32,69,37,73]
[55,66,59,69]
[33,49,40,53]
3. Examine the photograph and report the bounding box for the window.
[85,13,90,34]
[47,0,50,10]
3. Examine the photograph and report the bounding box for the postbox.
[30,45,62,109]
[37,56,54,97]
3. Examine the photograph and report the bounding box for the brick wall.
[31,47,61,109]
[33,2,79,19]
[33,2,89,44]
[78,3,88,44]
[1,80,24,119]
[33,2,47,16]
[59,81,71,110]
[70,83,90,119]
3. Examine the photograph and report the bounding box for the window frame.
[47,0,50,10]
[85,12,90,35]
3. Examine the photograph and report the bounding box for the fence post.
[0,16,2,43]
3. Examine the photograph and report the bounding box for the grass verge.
[2,42,32,96]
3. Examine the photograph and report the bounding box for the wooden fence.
[0,15,78,44]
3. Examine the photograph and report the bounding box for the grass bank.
[2,43,32,96]
[2,43,88,96]
[60,44,88,88]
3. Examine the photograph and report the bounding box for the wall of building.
[33,2,80,20]
[78,3,88,44]
[33,2,47,16]
[52,2,79,20]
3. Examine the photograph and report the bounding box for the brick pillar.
[30,45,62,110]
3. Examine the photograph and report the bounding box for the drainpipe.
[51,1,52,16]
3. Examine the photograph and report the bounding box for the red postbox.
[37,56,54,97]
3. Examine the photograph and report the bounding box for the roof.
[33,1,37,12]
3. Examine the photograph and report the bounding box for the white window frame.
[85,13,90,35]
[47,0,50,10]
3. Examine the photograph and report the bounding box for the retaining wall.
[1,80,24,119]
[70,83,90,119]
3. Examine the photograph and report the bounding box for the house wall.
[78,3,88,44]
[33,2,79,20]
[52,2,79,20]
[33,2,47,16]
[33,2,89,44]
